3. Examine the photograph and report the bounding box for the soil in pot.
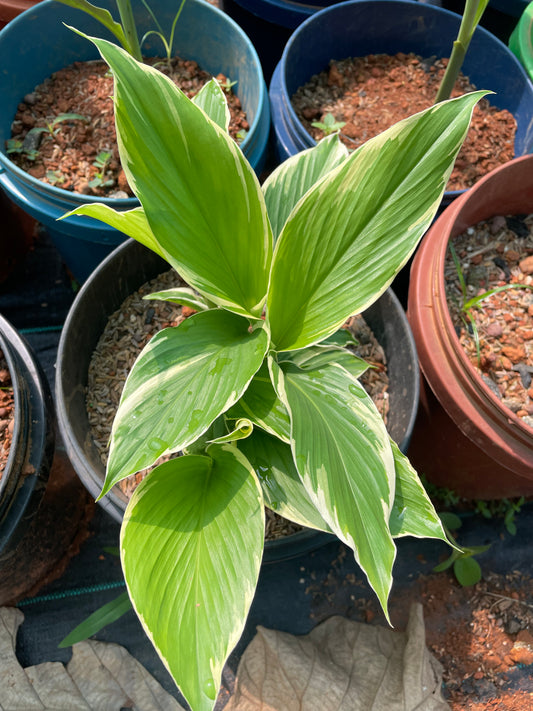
[291,53,517,191]
[85,268,391,541]
[444,213,533,429]
[0,348,14,478]
[7,57,249,198]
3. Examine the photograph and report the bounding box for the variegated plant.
[66,32,485,711]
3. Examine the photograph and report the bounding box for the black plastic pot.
[0,314,55,583]
[56,238,419,561]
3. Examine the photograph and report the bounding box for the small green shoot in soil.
[448,242,533,366]
[217,76,237,93]
[475,497,525,536]
[435,512,491,586]
[89,151,115,189]
[5,138,38,161]
[46,169,65,185]
[312,113,346,136]
[30,113,88,139]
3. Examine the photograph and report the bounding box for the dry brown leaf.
[25,662,91,710]
[0,607,44,711]
[227,603,449,711]
[0,606,185,711]
[68,639,185,711]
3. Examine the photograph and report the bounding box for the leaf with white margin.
[279,345,369,379]
[225,362,291,443]
[271,357,396,615]
[77,33,272,318]
[210,418,254,444]
[389,440,452,546]
[63,204,167,260]
[262,134,348,241]
[103,309,269,495]
[121,445,264,711]
[192,79,230,133]
[239,428,331,531]
[267,92,487,350]
[144,287,210,312]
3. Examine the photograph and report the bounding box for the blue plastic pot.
[269,0,533,206]
[0,0,270,282]
[221,0,436,82]
[442,0,530,43]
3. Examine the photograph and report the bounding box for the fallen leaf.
[0,607,185,711]
[227,603,448,711]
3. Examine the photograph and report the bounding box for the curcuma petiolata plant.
[65,30,486,711]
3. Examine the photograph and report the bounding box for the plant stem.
[116,0,143,61]
[435,0,488,103]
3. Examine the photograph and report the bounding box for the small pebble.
[519,255,533,275]
[486,322,503,338]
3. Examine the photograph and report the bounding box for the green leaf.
[143,287,210,312]
[192,79,231,133]
[121,445,265,711]
[56,0,131,53]
[267,91,487,351]
[453,555,482,587]
[279,344,370,380]
[58,592,132,648]
[439,512,463,531]
[225,362,291,443]
[104,309,269,495]
[239,429,331,531]
[262,134,348,241]
[433,551,460,573]
[63,204,168,259]
[209,418,253,444]
[274,359,396,613]
[321,328,359,349]
[82,34,272,318]
[388,441,450,545]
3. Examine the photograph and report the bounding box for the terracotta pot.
[0,0,41,29]
[407,154,533,500]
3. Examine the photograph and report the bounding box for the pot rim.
[0,0,268,200]
[409,154,533,475]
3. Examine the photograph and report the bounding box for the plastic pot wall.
[0,0,41,29]
[56,238,419,562]
[0,315,55,572]
[269,0,533,207]
[407,154,533,500]
[0,0,270,282]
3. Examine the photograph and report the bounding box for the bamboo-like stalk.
[435,0,490,103]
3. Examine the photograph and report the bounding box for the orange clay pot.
[407,155,533,500]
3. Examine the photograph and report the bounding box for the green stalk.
[435,0,489,103]
[116,0,142,61]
